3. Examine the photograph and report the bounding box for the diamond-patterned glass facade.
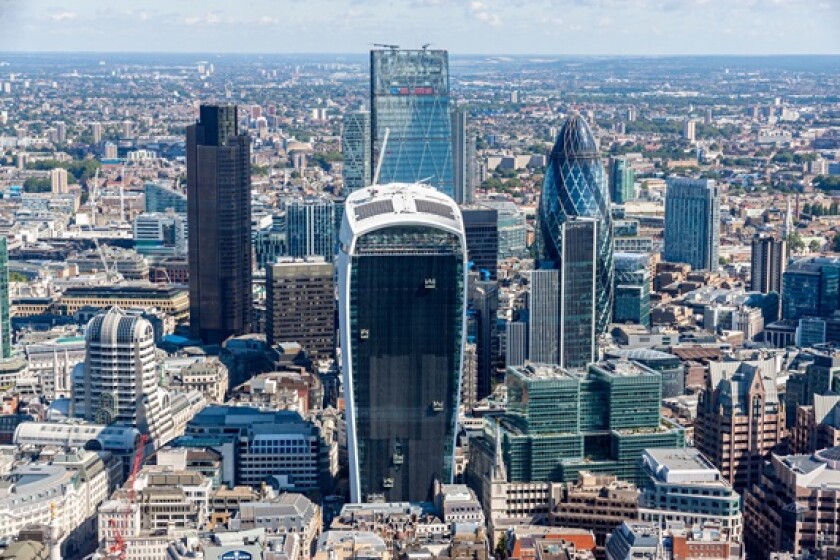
[371,49,453,197]
[538,115,614,334]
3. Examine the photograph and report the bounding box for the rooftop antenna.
[371,127,390,187]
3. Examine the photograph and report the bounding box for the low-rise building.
[790,394,840,454]
[230,493,321,555]
[0,450,112,557]
[176,406,337,495]
[549,473,639,555]
[606,521,740,560]
[744,447,840,558]
[639,448,742,541]
[313,531,390,560]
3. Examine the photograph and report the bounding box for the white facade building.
[72,307,172,441]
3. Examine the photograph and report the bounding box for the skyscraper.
[609,157,635,204]
[695,358,786,492]
[614,252,651,327]
[50,168,68,195]
[663,178,720,271]
[266,257,335,358]
[186,104,252,344]
[538,114,613,335]
[285,197,335,262]
[72,308,171,440]
[782,257,840,321]
[342,111,371,193]
[468,275,498,400]
[682,119,696,142]
[483,200,528,260]
[370,48,453,197]
[528,268,560,364]
[451,108,475,205]
[505,320,528,368]
[0,237,9,359]
[751,234,787,294]
[339,183,466,503]
[462,207,499,280]
[557,218,598,369]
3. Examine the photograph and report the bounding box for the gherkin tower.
[538,114,613,334]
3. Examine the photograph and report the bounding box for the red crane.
[107,433,149,560]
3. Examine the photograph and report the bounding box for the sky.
[0,0,838,56]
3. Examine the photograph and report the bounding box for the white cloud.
[48,10,77,21]
[183,12,222,26]
[469,1,501,26]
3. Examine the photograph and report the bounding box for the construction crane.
[421,43,432,49]
[106,433,149,560]
[86,169,124,283]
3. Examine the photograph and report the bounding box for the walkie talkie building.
[338,183,467,503]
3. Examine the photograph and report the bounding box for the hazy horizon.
[1,0,838,56]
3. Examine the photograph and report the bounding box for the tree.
[815,175,840,191]
[788,232,805,254]
[23,177,51,193]
[832,234,840,253]
[495,533,509,559]
[810,240,822,253]
[8,272,28,283]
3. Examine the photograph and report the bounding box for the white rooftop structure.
[339,182,465,250]
[642,448,724,485]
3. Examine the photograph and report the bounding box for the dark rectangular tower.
[266,257,335,358]
[462,207,499,280]
[187,105,252,344]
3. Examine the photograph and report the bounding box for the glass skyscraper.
[782,257,840,321]
[462,207,499,280]
[663,177,720,271]
[614,252,651,328]
[339,183,466,503]
[496,361,684,485]
[482,199,527,260]
[609,157,636,204]
[145,181,187,213]
[285,197,336,262]
[538,114,614,335]
[0,236,9,359]
[342,111,371,193]
[370,49,453,197]
[451,107,475,204]
[187,104,252,344]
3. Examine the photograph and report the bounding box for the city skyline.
[0,0,837,56]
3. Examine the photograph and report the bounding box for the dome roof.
[550,113,599,161]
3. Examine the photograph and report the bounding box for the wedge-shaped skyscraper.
[370,48,454,197]
[338,183,467,503]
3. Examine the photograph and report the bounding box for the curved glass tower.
[538,114,613,334]
[339,183,466,503]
